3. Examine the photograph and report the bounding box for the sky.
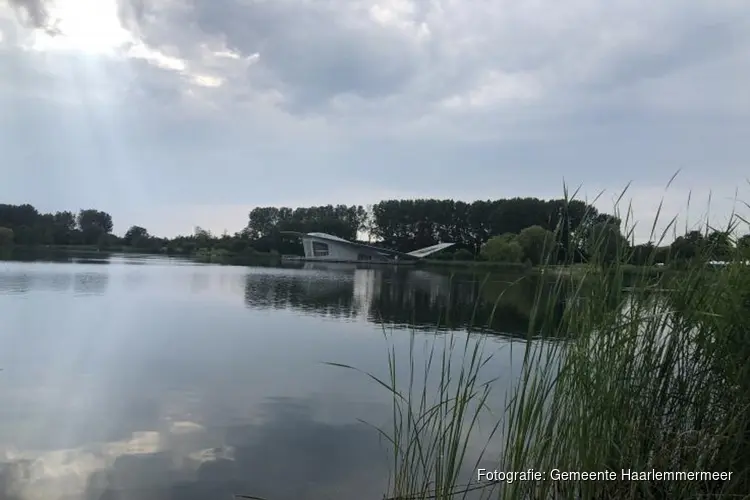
[1,0,749,243]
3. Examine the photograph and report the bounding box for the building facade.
[283,231,455,264]
[300,233,393,262]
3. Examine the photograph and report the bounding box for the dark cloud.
[184,0,423,113]
[116,0,144,31]
[6,0,145,38]
[7,0,46,26]
[6,0,57,34]
[584,20,749,94]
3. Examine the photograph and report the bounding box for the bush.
[0,227,14,246]
[481,235,523,262]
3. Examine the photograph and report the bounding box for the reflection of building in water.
[377,270,477,312]
[351,268,380,321]
[244,265,545,336]
[405,270,457,306]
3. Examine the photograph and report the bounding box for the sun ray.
[30,0,132,54]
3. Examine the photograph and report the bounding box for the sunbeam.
[30,0,132,54]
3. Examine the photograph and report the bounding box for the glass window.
[312,241,329,257]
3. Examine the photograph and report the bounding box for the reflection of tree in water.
[244,271,358,320]
[369,272,552,335]
[0,248,113,264]
[242,267,572,336]
[0,270,109,296]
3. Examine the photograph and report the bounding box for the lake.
[0,254,548,500]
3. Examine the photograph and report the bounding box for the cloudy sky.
[1,0,749,242]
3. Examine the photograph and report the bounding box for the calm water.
[0,254,545,500]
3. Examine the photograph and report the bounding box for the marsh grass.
[327,288,503,500]
[328,183,750,500]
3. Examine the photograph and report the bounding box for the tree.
[516,225,555,266]
[0,227,14,246]
[586,222,628,265]
[52,211,77,245]
[670,230,704,261]
[738,234,750,259]
[706,230,732,261]
[367,197,608,255]
[124,226,150,247]
[246,207,282,240]
[363,205,378,243]
[77,209,113,245]
[0,204,39,244]
[481,235,524,262]
[630,242,655,266]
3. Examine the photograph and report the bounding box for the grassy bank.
[421,258,531,272]
[0,244,283,266]
[421,259,670,277]
[329,197,750,500]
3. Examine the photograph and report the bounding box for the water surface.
[0,255,543,500]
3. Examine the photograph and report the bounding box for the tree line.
[1,199,748,266]
[245,198,620,255]
[0,205,113,246]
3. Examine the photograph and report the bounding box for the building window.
[312,241,329,257]
[357,253,372,261]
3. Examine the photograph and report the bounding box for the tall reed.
[337,186,750,500]
[500,190,750,499]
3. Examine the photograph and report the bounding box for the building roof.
[281,231,454,259]
[306,232,351,243]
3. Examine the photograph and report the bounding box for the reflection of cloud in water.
[0,259,531,499]
[0,399,391,500]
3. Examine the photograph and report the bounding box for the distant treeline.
[245,198,618,255]
[1,199,748,266]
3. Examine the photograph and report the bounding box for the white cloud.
[0,0,749,240]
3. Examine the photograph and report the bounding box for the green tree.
[0,227,14,246]
[706,230,732,261]
[363,205,378,243]
[481,235,524,262]
[52,211,77,244]
[516,225,555,265]
[77,209,113,245]
[124,226,150,247]
[368,197,609,255]
[670,230,705,261]
[0,204,39,244]
[247,207,282,240]
[738,234,750,258]
[194,226,213,246]
[630,242,655,266]
[587,222,628,265]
